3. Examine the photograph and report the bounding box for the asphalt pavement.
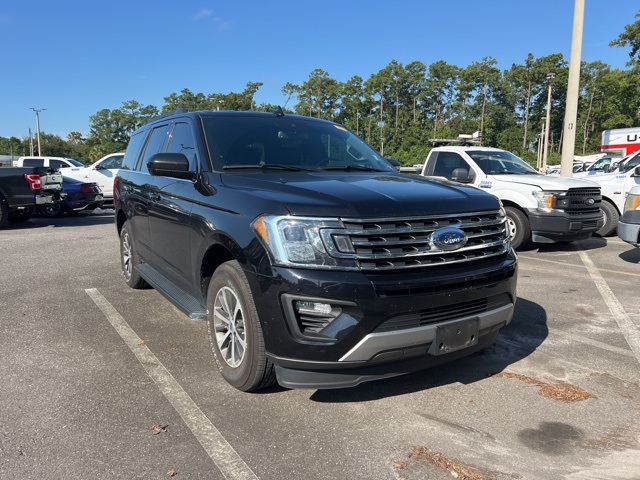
[1,209,639,480]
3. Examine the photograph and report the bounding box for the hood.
[220,171,499,217]
[490,173,599,190]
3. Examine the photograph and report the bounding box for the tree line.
[2,12,639,167]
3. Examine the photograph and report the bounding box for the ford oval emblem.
[585,198,595,206]
[431,227,468,251]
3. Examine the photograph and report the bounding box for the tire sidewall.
[505,207,527,250]
[597,201,619,237]
[207,262,262,390]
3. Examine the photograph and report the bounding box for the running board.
[135,264,207,321]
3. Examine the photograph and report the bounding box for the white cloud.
[192,8,230,29]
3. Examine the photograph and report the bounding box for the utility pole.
[542,73,555,173]
[560,0,585,177]
[30,107,46,156]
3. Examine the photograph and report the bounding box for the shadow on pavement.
[276,297,549,403]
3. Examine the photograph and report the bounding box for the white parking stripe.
[85,288,259,480]
[577,252,640,365]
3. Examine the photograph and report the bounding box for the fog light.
[295,300,333,316]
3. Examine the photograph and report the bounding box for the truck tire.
[207,260,276,392]
[119,221,148,289]
[596,200,619,237]
[505,206,531,250]
[7,206,34,223]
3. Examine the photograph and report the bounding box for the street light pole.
[560,0,585,177]
[30,107,46,156]
[542,74,555,173]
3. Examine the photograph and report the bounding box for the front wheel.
[505,206,531,250]
[596,200,619,237]
[207,260,275,392]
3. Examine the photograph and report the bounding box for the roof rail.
[151,108,189,122]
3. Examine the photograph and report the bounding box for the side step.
[136,264,207,321]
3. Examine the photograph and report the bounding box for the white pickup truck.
[62,152,124,201]
[577,165,640,236]
[419,146,604,249]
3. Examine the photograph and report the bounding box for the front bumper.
[247,253,517,389]
[617,210,640,247]
[527,209,603,243]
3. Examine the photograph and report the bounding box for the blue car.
[38,176,104,217]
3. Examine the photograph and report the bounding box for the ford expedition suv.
[114,109,518,391]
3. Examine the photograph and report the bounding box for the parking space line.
[551,329,636,357]
[85,288,259,480]
[518,253,640,278]
[577,252,640,365]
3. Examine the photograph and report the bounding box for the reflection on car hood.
[490,174,599,190]
[220,171,499,217]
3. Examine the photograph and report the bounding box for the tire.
[7,206,34,223]
[596,200,619,237]
[0,198,8,227]
[38,202,63,218]
[505,206,531,250]
[119,221,148,289]
[207,260,276,392]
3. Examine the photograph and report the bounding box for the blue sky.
[0,0,637,141]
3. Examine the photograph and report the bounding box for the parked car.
[115,109,517,392]
[16,156,85,169]
[419,146,603,249]
[37,176,103,217]
[62,152,124,201]
[617,177,640,247]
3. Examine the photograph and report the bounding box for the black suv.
[114,109,518,391]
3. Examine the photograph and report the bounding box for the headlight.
[252,215,358,269]
[624,193,640,212]
[534,191,565,209]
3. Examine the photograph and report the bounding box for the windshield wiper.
[318,165,384,172]
[223,164,310,171]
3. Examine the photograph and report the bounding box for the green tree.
[610,11,640,65]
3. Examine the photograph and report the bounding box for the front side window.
[166,122,197,170]
[139,124,170,173]
[202,116,393,173]
[431,152,469,179]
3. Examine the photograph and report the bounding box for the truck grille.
[564,187,602,215]
[324,210,509,272]
[374,293,512,332]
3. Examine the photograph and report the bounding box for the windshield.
[202,116,394,172]
[467,150,538,175]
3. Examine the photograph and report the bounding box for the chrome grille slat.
[324,210,509,271]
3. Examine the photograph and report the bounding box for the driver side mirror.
[451,168,472,183]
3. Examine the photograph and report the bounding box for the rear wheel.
[207,260,275,392]
[120,221,148,289]
[596,200,619,237]
[505,206,531,250]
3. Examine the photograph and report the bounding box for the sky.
[0,0,637,141]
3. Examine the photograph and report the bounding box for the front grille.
[323,210,509,272]
[374,293,512,332]
[564,187,602,215]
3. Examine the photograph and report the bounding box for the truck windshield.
[467,150,538,175]
[203,116,393,172]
